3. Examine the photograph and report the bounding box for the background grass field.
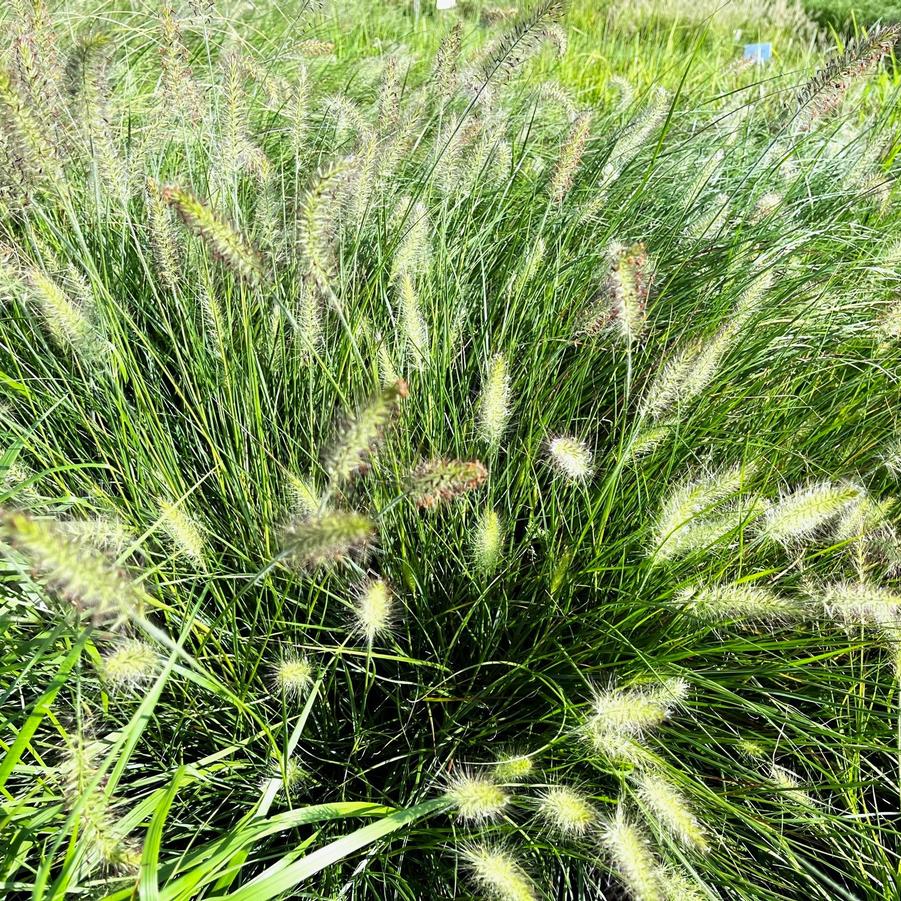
[1,1,901,899]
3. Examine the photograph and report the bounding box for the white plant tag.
[436,0,457,8]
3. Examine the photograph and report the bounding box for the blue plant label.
[743,42,772,63]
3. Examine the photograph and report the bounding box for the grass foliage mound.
[1,1,901,899]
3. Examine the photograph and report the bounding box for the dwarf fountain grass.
[157,498,206,566]
[407,458,488,508]
[352,577,394,644]
[769,763,816,810]
[759,481,861,545]
[397,271,429,370]
[162,185,265,285]
[430,20,463,105]
[2,1,901,898]
[652,464,747,559]
[281,510,375,569]
[548,110,591,204]
[25,266,103,360]
[273,653,315,700]
[819,580,901,628]
[446,771,510,821]
[462,843,538,901]
[546,435,592,481]
[601,809,664,901]
[537,784,596,835]
[101,638,159,692]
[677,582,802,623]
[1,510,140,624]
[581,242,652,345]
[478,353,511,447]
[474,507,503,574]
[325,379,408,484]
[634,771,709,853]
[145,179,181,294]
[493,752,536,782]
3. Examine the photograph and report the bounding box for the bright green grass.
[1,1,901,900]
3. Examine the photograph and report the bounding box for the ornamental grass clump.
[3,0,901,898]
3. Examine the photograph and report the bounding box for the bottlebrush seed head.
[352,577,394,644]
[273,653,315,699]
[407,458,488,508]
[478,352,511,447]
[589,677,688,749]
[161,185,264,284]
[538,784,597,835]
[158,499,206,566]
[446,771,510,821]
[101,639,159,692]
[600,808,663,901]
[325,380,407,484]
[820,580,901,628]
[634,771,709,853]
[462,843,538,901]
[759,481,860,545]
[1,510,140,624]
[493,752,536,782]
[281,510,375,568]
[590,241,652,346]
[769,763,816,809]
[474,508,503,573]
[677,582,802,623]
[547,435,593,481]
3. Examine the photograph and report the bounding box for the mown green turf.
[1,1,901,900]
